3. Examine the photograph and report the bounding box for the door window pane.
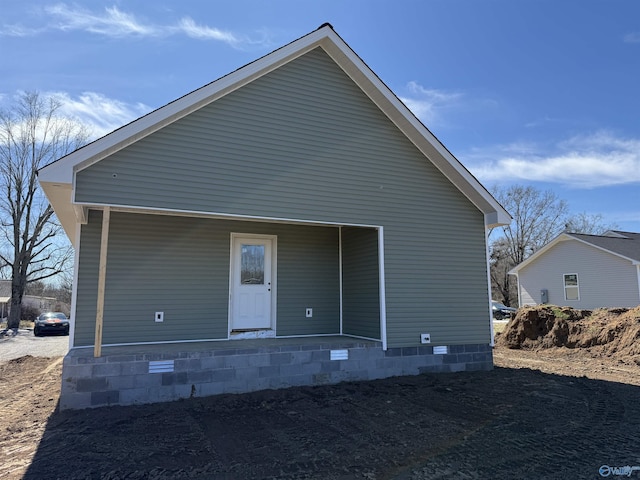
[241,245,265,285]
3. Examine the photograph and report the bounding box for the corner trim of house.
[378,227,388,351]
[69,223,82,350]
[485,225,495,346]
[339,226,343,336]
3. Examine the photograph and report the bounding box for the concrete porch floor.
[66,335,382,361]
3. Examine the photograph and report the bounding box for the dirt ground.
[2,307,640,480]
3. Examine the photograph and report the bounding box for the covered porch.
[73,209,386,353]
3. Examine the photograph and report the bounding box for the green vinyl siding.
[74,211,339,346]
[275,226,340,336]
[342,227,380,339]
[75,211,102,346]
[383,221,490,346]
[75,47,490,348]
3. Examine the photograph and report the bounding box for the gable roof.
[38,24,510,241]
[510,230,640,274]
[568,231,640,262]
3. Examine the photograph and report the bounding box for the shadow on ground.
[20,367,640,480]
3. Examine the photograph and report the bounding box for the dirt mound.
[497,305,640,359]
[7,355,34,365]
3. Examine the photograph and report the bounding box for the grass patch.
[551,307,570,320]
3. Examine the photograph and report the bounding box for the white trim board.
[39,24,509,243]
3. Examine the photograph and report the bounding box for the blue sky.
[2,0,639,232]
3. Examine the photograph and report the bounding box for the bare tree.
[491,185,569,266]
[489,185,617,306]
[0,92,89,332]
[564,212,617,235]
[489,237,518,307]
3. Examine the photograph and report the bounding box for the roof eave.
[38,24,510,230]
[38,26,336,184]
[318,30,510,227]
[40,182,78,246]
[509,233,573,275]
[509,232,640,274]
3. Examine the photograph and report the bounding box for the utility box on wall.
[540,289,548,304]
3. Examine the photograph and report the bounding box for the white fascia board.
[38,27,334,185]
[568,235,640,265]
[508,233,639,275]
[39,25,509,227]
[508,233,571,275]
[319,31,511,227]
[38,161,72,184]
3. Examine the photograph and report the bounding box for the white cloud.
[1,4,269,49]
[464,132,640,188]
[45,3,157,37]
[177,18,241,44]
[54,92,152,138]
[399,81,462,126]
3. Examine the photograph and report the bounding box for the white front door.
[231,236,273,331]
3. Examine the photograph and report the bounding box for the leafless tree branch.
[0,92,89,329]
[488,184,617,306]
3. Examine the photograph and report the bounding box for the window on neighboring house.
[563,274,579,301]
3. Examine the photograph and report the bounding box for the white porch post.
[485,225,495,346]
[339,226,343,335]
[94,207,110,358]
[378,227,387,350]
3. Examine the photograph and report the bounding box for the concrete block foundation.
[60,337,493,410]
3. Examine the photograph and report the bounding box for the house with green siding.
[38,24,510,409]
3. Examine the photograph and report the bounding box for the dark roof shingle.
[567,230,640,262]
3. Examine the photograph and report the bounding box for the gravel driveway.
[0,329,69,362]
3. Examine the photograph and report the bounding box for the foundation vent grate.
[330,349,349,361]
[148,360,174,373]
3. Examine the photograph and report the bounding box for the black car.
[34,312,70,336]
[492,301,517,320]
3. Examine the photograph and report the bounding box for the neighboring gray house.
[509,231,640,309]
[0,280,57,319]
[38,25,510,409]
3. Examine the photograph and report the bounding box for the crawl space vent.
[330,349,349,361]
[148,360,174,373]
